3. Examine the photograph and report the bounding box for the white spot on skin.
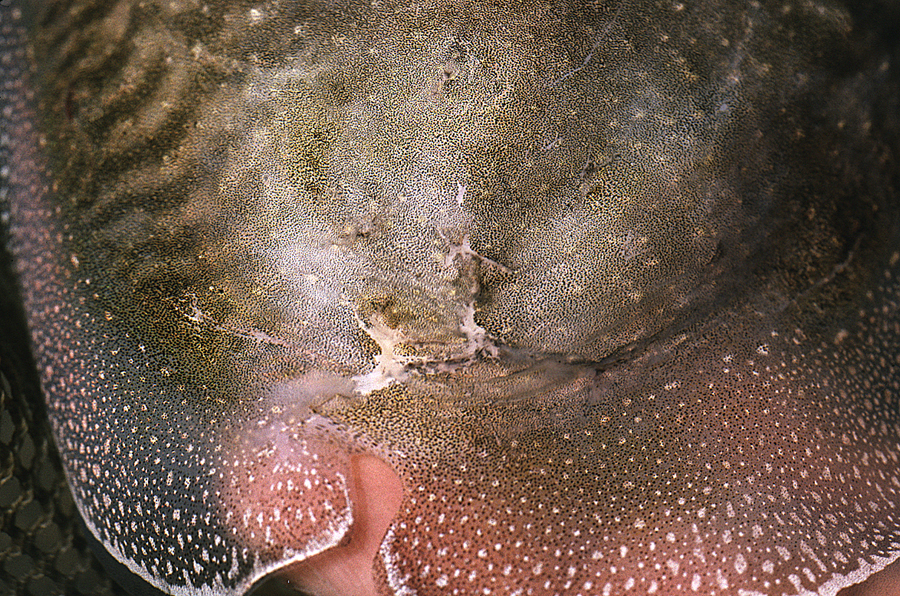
[735,553,748,574]
[716,568,728,589]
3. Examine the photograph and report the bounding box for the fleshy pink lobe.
[278,454,404,596]
[838,559,900,596]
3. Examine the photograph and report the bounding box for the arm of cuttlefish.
[2,2,900,596]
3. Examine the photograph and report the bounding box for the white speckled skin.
[1,1,900,595]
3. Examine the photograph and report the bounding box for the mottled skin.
[1,1,900,596]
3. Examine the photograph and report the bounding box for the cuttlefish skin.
[1,1,899,596]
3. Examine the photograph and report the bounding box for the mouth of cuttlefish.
[266,454,404,596]
[208,346,422,596]
[215,426,400,596]
[216,402,405,596]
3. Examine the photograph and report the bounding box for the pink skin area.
[273,455,404,596]
[251,465,900,596]
[837,558,900,596]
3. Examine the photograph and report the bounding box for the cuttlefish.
[1,0,899,595]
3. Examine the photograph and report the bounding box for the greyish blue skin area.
[2,1,900,595]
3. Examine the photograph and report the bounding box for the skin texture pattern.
[1,1,900,595]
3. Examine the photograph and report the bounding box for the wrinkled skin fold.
[1,1,900,595]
